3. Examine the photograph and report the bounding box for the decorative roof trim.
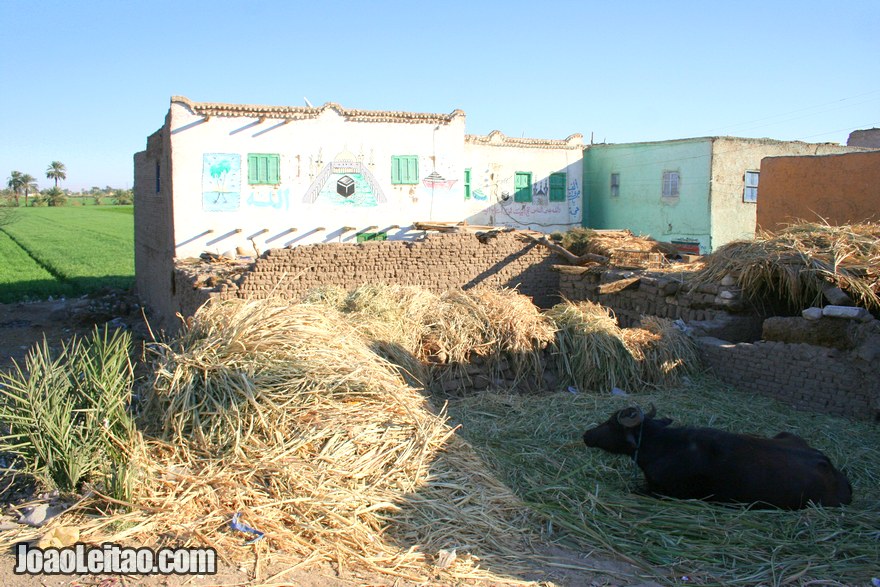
[466,130,584,150]
[171,96,465,125]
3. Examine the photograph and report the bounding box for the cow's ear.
[655,417,673,428]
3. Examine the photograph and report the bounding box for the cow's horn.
[646,403,656,419]
[617,407,644,428]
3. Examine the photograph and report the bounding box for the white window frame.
[662,170,680,199]
[743,170,759,203]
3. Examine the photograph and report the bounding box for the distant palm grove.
[4,162,133,207]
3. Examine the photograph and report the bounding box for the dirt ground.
[0,293,658,587]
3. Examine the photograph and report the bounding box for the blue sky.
[1,0,878,191]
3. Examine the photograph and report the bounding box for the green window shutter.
[267,154,280,184]
[248,154,280,185]
[464,168,471,199]
[406,156,418,183]
[391,156,418,184]
[391,157,401,184]
[247,154,258,184]
[514,172,532,203]
[549,172,566,202]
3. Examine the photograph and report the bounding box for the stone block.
[823,305,872,321]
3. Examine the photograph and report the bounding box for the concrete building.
[584,137,861,253]
[757,150,880,230]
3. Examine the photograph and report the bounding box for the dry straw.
[46,296,541,583]
[689,221,880,311]
[547,300,696,392]
[447,377,880,586]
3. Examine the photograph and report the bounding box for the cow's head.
[582,404,659,455]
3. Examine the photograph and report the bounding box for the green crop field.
[0,206,134,303]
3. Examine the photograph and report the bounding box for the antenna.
[304,97,314,107]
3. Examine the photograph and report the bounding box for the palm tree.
[46,161,66,188]
[20,174,37,207]
[6,171,25,206]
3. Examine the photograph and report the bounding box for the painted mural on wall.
[247,188,290,210]
[567,179,581,219]
[302,148,386,206]
[202,153,241,212]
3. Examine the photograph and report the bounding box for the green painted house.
[583,137,860,253]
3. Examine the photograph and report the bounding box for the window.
[155,161,161,193]
[662,170,680,198]
[356,231,388,243]
[464,168,472,199]
[549,172,567,202]
[514,171,532,203]
[248,153,280,185]
[391,155,419,184]
[744,171,759,203]
[610,173,620,198]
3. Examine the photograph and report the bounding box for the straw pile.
[137,297,537,580]
[0,297,546,583]
[548,300,698,392]
[305,284,556,391]
[448,376,880,585]
[560,228,679,266]
[689,221,880,311]
[422,287,555,388]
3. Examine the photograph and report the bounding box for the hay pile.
[559,228,679,266]
[448,377,880,585]
[548,300,697,392]
[689,221,880,311]
[0,297,538,583]
[306,284,556,390]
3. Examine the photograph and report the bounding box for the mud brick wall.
[556,266,765,341]
[697,337,879,421]
[173,232,560,325]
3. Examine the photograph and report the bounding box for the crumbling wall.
[556,266,764,341]
[172,232,560,327]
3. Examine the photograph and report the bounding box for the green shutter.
[248,154,280,185]
[267,155,279,184]
[391,157,401,184]
[514,172,532,203]
[549,172,566,202]
[406,156,418,183]
[391,156,418,184]
[464,168,471,199]
[247,154,258,184]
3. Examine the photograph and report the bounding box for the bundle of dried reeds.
[625,316,699,387]
[561,228,679,259]
[690,221,880,310]
[547,301,698,392]
[132,297,537,581]
[423,287,555,388]
[546,300,640,392]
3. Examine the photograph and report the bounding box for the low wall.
[697,314,880,421]
[556,266,764,342]
[170,231,560,327]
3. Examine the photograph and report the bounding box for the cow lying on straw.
[582,405,853,509]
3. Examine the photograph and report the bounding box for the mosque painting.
[302,148,386,207]
[202,153,241,212]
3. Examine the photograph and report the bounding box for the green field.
[0,206,134,303]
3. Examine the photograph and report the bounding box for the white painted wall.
[163,99,583,258]
[168,101,468,258]
[463,134,583,233]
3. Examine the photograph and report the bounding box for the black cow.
[582,405,852,509]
